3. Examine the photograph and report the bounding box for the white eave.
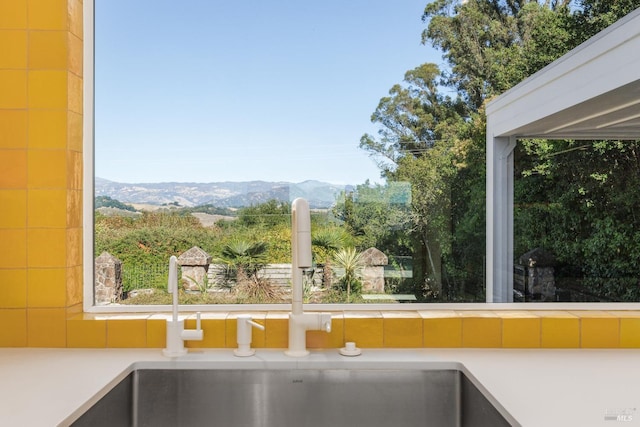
[486,7,640,140]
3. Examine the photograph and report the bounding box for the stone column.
[94,252,123,305]
[517,247,556,302]
[361,247,388,293]
[178,246,212,291]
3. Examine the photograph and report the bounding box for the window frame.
[83,0,640,313]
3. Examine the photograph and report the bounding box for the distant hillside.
[95,177,353,209]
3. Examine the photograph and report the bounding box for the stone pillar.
[516,248,556,302]
[361,247,388,293]
[178,246,212,291]
[94,252,123,305]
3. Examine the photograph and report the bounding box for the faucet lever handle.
[247,319,265,331]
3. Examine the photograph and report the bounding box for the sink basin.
[65,364,519,427]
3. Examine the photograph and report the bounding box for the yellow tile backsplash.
[106,316,148,348]
[27,70,67,109]
[0,309,27,346]
[27,189,67,227]
[67,314,106,348]
[2,0,640,354]
[575,311,620,348]
[27,149,67,188]
[0,110,27,149]
[0,309,628,350]
[27,228,66,268]
[460,311,502,348]
[27,0,68,31]
[0,0,27,29]
[28,110,67,149]
[382,311,423,348]
[27,268,66,307]
[344,311,384,348]
[0,149,27,188]
[28,30,68,69]
[0,229,27,268]
[500,312,540,348]
[421,311,462,347]
[0,70,27,108]
[0,30,27,68]
[0,190,27,228]
[0,269,27,308]
[27,307,66,347]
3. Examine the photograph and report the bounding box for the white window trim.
[83,1,640,312]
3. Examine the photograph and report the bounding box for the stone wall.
[94,252,123,305]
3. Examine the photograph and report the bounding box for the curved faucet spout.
[287,198,332,357]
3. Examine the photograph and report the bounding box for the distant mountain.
[94,177,352,209]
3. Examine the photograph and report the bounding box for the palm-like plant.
[312,228,348,288]
[217,240,268,286]
[332,247,365,302]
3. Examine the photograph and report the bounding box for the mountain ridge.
[95,177,353,209]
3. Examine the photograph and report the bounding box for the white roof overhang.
[486,7,640,141]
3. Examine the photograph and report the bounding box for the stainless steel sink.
[66,366,519,427]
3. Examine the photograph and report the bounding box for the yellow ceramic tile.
[65,301,82,317]
[67,150,82,189]
[28,30,67,69]
[27,0,67,30]
[66,227,81,266]
[66,190,81,228]
[27,268,66,307]
[68,71,82,114]
[0,309,27,346]
[27,149,66,188]
[420,311,462,348]
[67,111,82,151]
[107,317,148,348]
[575,312,619,348]
[68,33,82,76]
[27,228,66,268]
[226,312,266,349]
[0,110,27,149]
[382,312,422,348]
[0,269,27,308]
[0,70,27,108]
[0,190,27,228]
[620,318,640,348]
[146,317,167,348]
[265,312,289,348]
[65,264,82,306]
[185,312,227,348]
[0,149,27,188]
[28,110,67,149]
[460,311,502,348]
[308,313,343,349]
[28,70,67,109]
[28,189,67,227]
[499,312,540,348]
[344,312,383,348]
[0,229,27,268]
[0,0,27,29]
[68,0,82,39]
[0,30,27,68]
[539,313,580,348]
[67,315,106,348]
[27,307,66,347]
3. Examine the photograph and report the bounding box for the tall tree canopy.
[360,0,640,301]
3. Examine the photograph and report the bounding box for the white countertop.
[1,347,639,426]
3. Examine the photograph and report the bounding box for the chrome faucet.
[285,198,332,357]
[163,255,204,357]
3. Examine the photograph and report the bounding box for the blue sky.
[95,0,442,185]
